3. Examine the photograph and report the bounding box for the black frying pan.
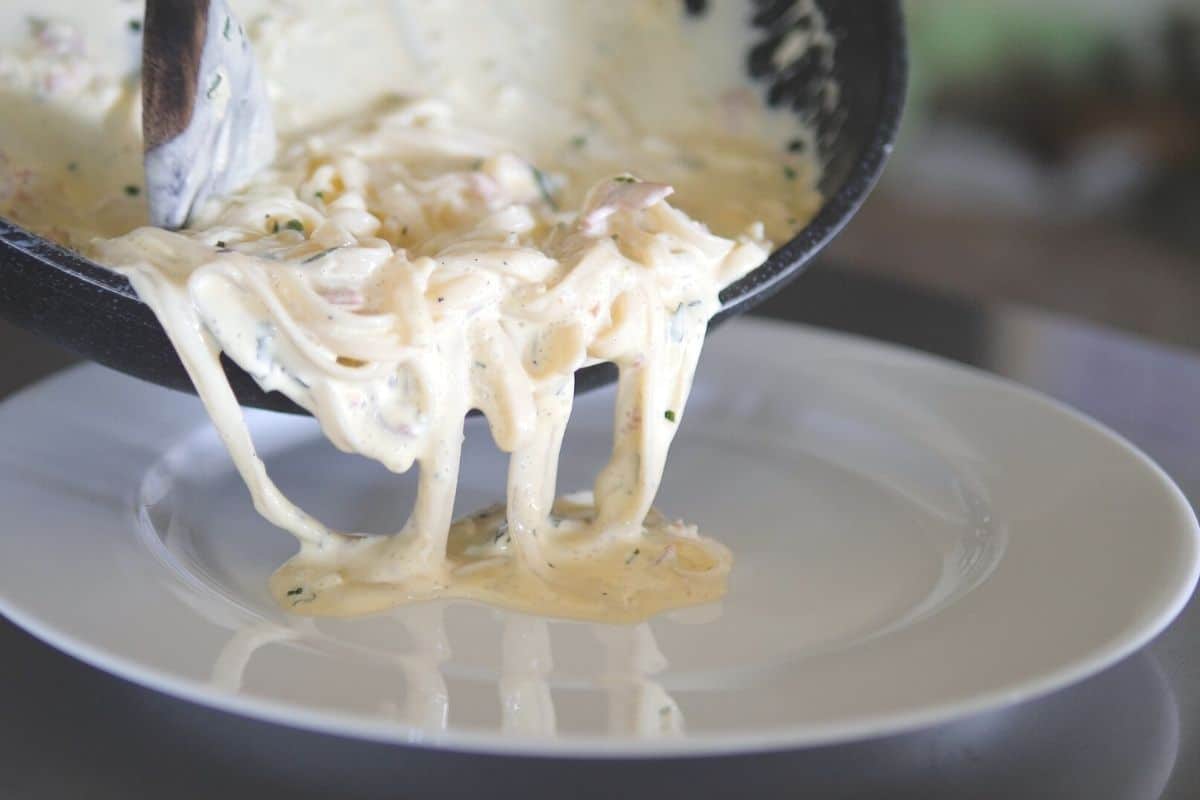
[0,0,907,414]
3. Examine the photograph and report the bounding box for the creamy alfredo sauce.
[0,1,823,622]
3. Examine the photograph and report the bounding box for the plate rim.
[0,318,1196,758]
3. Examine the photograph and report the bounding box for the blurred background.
[826,0,1200,348]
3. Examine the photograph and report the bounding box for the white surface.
[0,318,1195,757]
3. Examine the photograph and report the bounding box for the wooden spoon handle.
[142,0,211,153]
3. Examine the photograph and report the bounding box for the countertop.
[1,268,1197,799]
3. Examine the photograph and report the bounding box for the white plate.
[0,318,1196,756]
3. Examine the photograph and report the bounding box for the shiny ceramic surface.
[0,317,1195,756]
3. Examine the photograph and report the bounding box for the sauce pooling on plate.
[1,0,824,622]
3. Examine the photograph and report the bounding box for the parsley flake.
[301,246,343,264]
[530,165,558,211]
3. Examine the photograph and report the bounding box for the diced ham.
[316,287,365,307]
[578,179,674,236]
[718,87,756,132]
[466,172,502,206]
[32,19,84,57]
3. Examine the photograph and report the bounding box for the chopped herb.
[401,225,409,236]
[270,220,280,233]
[437,296,444,303]
[664,409,676,422]
[474,360,487,369]
[124,184,140,196]
[206,73,223,100]
[625,548,641,565]
[285,218,305,232]
[215,240,227,249]
[530,166,558,211]
[128,19,142,32]
[659,705,672,716]
[787,216,798,226]
[223,16,234,41]
[783,165,798,181]
[315,190,325,200]
[301,246,342,264]
[66,161,78,172]
[614,175,636,183]
[470,159,484,171]
[286,587,304,597]
[548,562,556,569]
[570,135,587,149]
[787,138,807,153]
[611,234,619,242]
